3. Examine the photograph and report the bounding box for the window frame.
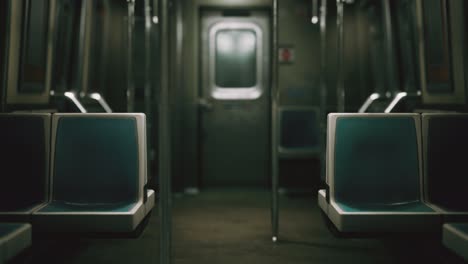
[208,22,263,100]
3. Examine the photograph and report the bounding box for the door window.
[215,29,256,88]
[209,22,263,100]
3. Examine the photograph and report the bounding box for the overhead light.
[311,16,319,24]
[152,16,159,24]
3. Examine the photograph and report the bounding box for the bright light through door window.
[215,29,257,88]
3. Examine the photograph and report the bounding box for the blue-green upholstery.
[39,201,137,213]
[443,223,468,261]
[51,117,139,208]
[336,201,434,213]
[0,223,27,237]
[0,223,31,263]
[425,115,468,211]
[0,115,48,212]
[449,224,468,234]
[280,109,319,150]
[333,116,429,211]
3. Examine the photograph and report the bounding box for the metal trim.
[384,91,421,113]
[358,92,384,113]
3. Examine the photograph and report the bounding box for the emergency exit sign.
[278,46,295,64]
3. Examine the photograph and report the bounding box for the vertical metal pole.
[45,0,57,103]
[144,0,152,118]
[271,0,279,243]
[1,1,11,112]
[319,0,327,181]
[336,0,345,112]
[382,0,397,95]
[74,0,88,93]
[127,0,135,112]
[311,0,319,24]
[144,0,153,177]
[81,0,93,95]
[159,0,171,263]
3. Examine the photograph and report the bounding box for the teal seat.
[443,223,468,261]
[0,223,31,263]
[279,107,320,156]
[326,114,439,233]
[33,114,155,233]
[423,114,468,215]
[0,114,50,220]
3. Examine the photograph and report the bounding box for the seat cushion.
[329,201,440,233]
[37,201,139,213]
[32,190,155,233]
[336,201,435,213]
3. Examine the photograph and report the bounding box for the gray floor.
[11,189,466,263]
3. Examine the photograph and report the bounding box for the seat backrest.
[51,114,146,205]
[0,114,50,211]
[279,107,320,153]
[328,114,422,206]
[423,114,468,211]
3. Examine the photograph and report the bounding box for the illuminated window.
[215,29,257,88]
[208,22,263,100]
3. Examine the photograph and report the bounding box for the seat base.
[328,201,441,233]
[443,223,468,261]
[0,223,32,263]
[318,189,328,215]
[32,190,155,233]
[0,203,48,222]
[426,203,468,222]
[145,189,156,216]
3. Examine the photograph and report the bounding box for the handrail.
[358,92,384,113]
[87,92,112,113]
[384,91,421,113]
[50,91,87,113]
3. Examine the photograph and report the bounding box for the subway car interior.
[1,0,468,263]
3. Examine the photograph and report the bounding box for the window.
[215,29,256,88]
[208,22,263,100]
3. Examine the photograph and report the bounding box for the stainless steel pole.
[75,0,88,94]
[382,0,397,95]
[144,0,152,120]
[159,0,171,263]
[271,0,279,243]
[127,0,135,112]
[1,1,11,111]
[312,0,319,24]
[336,0,345,112]
[319,0,327,180]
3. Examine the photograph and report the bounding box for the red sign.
[278,47,295,63]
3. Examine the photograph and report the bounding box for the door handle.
[198,98,213,112]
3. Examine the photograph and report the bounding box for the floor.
[11,189,466,264]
